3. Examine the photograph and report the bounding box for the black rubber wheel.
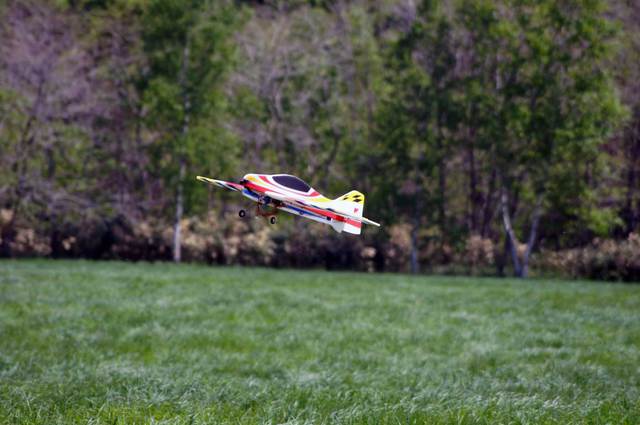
[239,209,246,218]
[269,216,277,224]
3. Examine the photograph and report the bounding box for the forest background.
[2,0,640,281]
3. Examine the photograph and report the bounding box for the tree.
[464,0,626,277]
[0,0,103,257]
[612,0,640,235]
[375,0,460,273]
[141,0,240,262]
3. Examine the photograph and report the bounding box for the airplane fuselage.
[196,173,379,234]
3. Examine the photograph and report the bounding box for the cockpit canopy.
[272,174,311,192]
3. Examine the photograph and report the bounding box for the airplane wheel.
[269,216,277,225]
[239,209,246,218]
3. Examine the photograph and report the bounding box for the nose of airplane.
[242,173,258,184]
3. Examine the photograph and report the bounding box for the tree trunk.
[519,195,543,278]
[173,39,190,263]
[438,157,447,237]
[173,158,185,262]
[436,122,447,255]
[409,130,430,273]
[480,168,496,238]
[501,185,544,278]
[625,166,636,233]
[335,0,358,150]
[0,215,16,258]
[410,172,423,274]
[500,186,522,277]
[467,138,479,233]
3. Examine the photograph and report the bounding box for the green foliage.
[0,0,637,273]
[582,206,623,236]
[374,1,457,221]
[141,0,240,202]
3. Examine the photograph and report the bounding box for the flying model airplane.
[196,173,380,235]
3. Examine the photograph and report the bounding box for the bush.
[534,233,640,282]
[463,235,495,274]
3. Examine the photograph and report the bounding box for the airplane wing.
[263,190,381,227]
[196,176,243,192]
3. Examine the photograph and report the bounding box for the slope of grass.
[0,260,639,424]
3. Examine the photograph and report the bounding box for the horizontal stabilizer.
[196,176,243,191]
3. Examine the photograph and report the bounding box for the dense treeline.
[1,0,639,280]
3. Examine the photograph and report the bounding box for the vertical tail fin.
[330,190,365,235]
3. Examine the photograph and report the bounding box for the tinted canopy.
[272,174,311,192]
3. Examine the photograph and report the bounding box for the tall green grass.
[1,260,639,424]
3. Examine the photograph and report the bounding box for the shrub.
[534,234,640,282]
[463,235,495,273]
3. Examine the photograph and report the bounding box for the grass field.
[1,260,639,424]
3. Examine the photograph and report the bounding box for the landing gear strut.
[254,198,279,224]
[239,198,280,223]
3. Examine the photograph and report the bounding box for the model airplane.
[196,173,380,234]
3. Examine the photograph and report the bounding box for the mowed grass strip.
[0,260,639,424]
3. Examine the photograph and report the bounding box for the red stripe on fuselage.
[245,181,289,199]
[300,204,362,228]
[259,175,271,184]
